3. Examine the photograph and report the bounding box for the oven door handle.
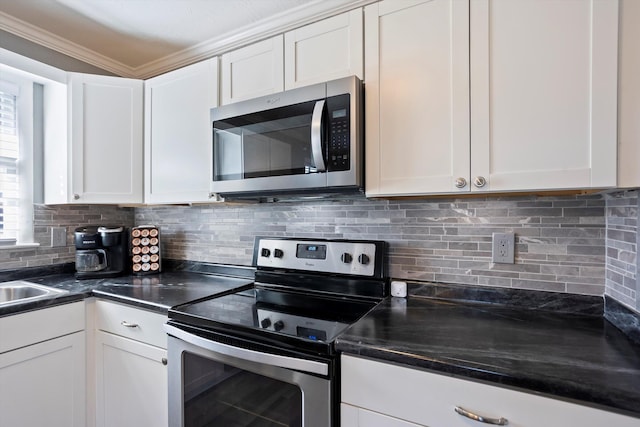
[165,324,329,376]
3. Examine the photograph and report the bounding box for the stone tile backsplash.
[605,190,639,312]
[1,193,636,310]
[0,204,134,269]
[136,194,608,296]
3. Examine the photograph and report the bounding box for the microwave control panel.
[327,94,351,172]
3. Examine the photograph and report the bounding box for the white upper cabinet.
[144,58,218,204]
[470,0,618,193]
[365,0,619,197]
[220,10,364,105]
[221,35,284,105]
[365,0,470,197]
[617,0,640,188]
[65,73,143,204]
[284,9,363,90]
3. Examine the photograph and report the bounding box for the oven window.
[183,352,302,427]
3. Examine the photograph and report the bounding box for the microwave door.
[214,128,244,181]
[212,100,329,195]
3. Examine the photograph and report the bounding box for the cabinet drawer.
[0,302,84,354]
[96,300,167,349]
[342,403,423,427]
[341,355,639,427]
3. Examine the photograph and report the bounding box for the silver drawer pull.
[121,320,139,328]
[454,406,508,425]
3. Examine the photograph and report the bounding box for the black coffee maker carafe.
[74,226,128,279]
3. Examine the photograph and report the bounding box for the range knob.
[273,248,284,258]
[358,254,370,265]
[261,248,271,257]
[260,318,272,329]
[341,253,353,264]
[273,320,284,332]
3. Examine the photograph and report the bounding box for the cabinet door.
[365,0,470,197]
[144,58,218,203]
[470,0,618,192]
[0,332,86,427]
[284,9,363,90]
[95,331,167,427]
[342,403,424,427]
[68,73,143,203]
[616,0,640,188]
[221,35,284,104]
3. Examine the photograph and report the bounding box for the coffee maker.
[74,225,128,279]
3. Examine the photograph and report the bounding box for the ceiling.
[0,0,369,78]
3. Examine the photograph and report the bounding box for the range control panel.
[255,238,378,277]
[256,308,346,342]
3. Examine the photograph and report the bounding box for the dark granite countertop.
[4,264,640,419]
[0,270,254,317]
[336,295,640,419]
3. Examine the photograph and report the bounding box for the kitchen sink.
[0,281,67,306]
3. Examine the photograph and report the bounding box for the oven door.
[166,324,333,427]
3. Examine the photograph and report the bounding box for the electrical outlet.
[51,227,67,247]
[492,232,515,264]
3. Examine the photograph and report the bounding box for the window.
[0,84,19,243]
[0,73,35,246]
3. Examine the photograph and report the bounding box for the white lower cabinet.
[342,403,423,427]
[0,303,86,427]
[94,300,168,427]
[341,355,639,427]
[95,331,167,427]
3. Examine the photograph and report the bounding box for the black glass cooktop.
[169,285,378,347]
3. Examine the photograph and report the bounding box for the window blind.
[0,87,19,243]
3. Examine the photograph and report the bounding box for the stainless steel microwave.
[210,76,363,198]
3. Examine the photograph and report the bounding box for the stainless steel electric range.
[165,237,389,427]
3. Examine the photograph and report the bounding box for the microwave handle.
[311,99,326,172]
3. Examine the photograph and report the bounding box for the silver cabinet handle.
[455,177,467,188]
[454,406,508,425]
[121,320,139,328]
[161,357,168,366]
[310,99,326,172]
[73,194,80,200]
[474,176,487,188]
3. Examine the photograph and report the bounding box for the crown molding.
[132,0,378,78]
[0,11,138,77]
[1,0,377,79]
